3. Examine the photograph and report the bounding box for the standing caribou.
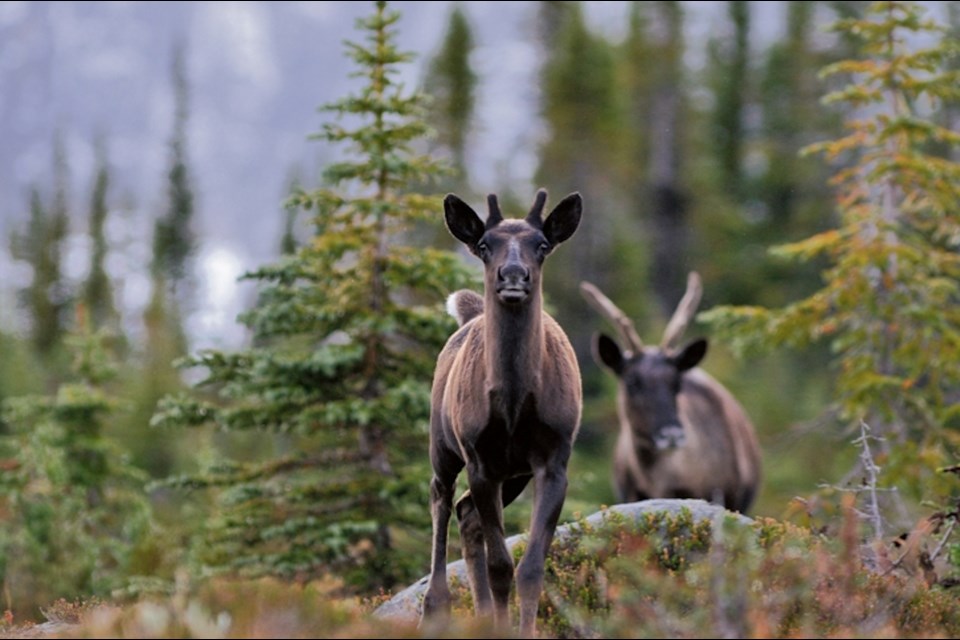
[580,273,762,513]
[421,189,583,637]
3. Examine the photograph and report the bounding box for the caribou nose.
[497,262,530,283]
[496,262,531,303]
[654,424,685,450]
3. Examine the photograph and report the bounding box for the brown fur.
[611,363,761,511]
[583,276,762,514]
[421,190,583,637]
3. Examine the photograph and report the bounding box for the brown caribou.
[421,189,583,637]
[580,272,762,513]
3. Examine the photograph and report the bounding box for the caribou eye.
[476,241,490,260]
[537,241,550,256]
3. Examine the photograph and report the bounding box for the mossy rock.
[373,499,752,625]
[375,498,960,638]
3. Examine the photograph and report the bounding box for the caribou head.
[445,189,581,306]
[582,272,706,451]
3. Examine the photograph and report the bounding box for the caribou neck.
[484,289,544,420]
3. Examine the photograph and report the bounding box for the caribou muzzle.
[653,423,685,450]
[496,261,531,304]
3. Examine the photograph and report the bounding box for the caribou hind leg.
[462,473,514,630]
[455,492,492,616]
[455,474,532,617]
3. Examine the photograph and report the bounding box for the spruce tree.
[128,44,196,478]
[422,4,477,194]
[642,1,690,317]
[83,139,118,331]
[10,137,71,362]
[703,0,960,507]
[707,1,751,202]
[152,43,196,309]
[153,0,476,592]
[535,1,627,365]
[0,308,154,618]
[620,2,653,188]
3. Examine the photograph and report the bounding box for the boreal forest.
[1,1,960,637]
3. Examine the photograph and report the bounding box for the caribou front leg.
[516,454,570,637]
[421,472,456,626]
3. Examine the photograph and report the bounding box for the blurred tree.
[619,2,653,187]
[535,1,628,365]
[122,278,188,480]
[537,0,576,52]
[931,1,960,162]
[10,135,71,367]
[82,138,119,332]
[0,308,156,620]
[758,2,818,231]
[0,333,44,434]
[703,0,960,514]
[121,44,197,480]
[697,1,862,310]
[422,3,477,195]
[151,42,197,312]
[707,1,750,202]
[641,1,690,317]
[152,0,476,592]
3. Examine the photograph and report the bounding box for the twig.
[930,518,957,563]
[853,420,885,541]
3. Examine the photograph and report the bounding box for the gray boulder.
[373,498,754,622]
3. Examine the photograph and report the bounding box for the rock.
[373,498,754,622]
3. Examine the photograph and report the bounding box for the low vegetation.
[3,503,959,638]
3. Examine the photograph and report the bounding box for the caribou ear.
[593,333,625,376]
[674,338,708,372]
[543,192,582,246]
[444,194,485,247]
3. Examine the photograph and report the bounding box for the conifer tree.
[152,43,196,309]
[127,44,196,477]
[707,1,751,202]
[697,1,861,310]
[642,1,690,317]
[153,1,476,592]
[759,1,818,229]
[703,0,960,504]
[423,4,477,194]
[11,137,71,361]
[732,0,841,307]
[83,139,118,331]
[620,2,653,187]
[0,308,154,618]
[535,1,627,364]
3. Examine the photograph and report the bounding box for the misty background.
[0,0,783,350]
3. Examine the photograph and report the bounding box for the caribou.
[421,189,583,637]
[580,272,762,513]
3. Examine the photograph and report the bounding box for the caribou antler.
[661,271,703,351]
[579,281,644,354]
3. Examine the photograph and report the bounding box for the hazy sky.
[0,1,777,349]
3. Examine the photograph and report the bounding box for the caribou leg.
[454,490,492,616]
[516,448,570,638]
[456,475,532,617]
[465,471,513,630]
[421,462,459,626]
